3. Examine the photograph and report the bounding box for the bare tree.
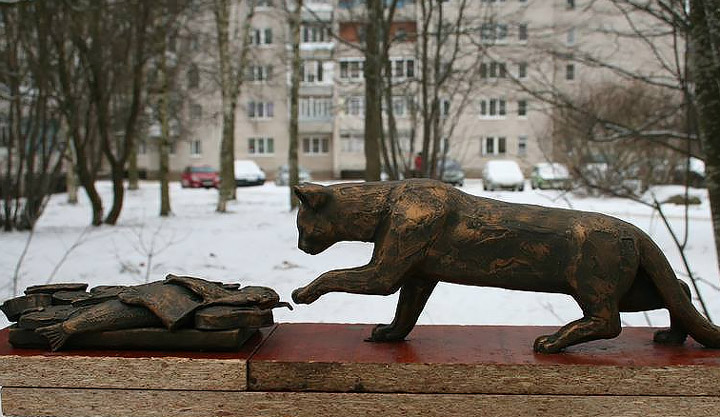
[1,2,67,231]
[288,0,303,209]
[213,0,255,213]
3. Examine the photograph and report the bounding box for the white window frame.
[339,59,364,80]
[482,136,507,156]
[518,62,528,79]
[248,137,274,155]
[300,97,333,120]
[566,63,576,81]
[249,65,272,82]
[340,132,364,153]
[518,135,528,156]
[248,101,274,119]
[481,23,508,44]
[302,136,330,155]
[301,60,324,84]
[567,27,576,46]
[301,24,329,43]
[190,139,202,157]
[190,104,202,121]
[345,96,365,116]
[480,61,507,79]
[518,23,528,43]
[250,27,273,45]
[479,98,507,119]
[518,100,528,118]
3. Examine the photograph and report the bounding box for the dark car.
[181,165,220,189]
[437,158,465,186]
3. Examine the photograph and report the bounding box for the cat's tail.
[640,236,720,348]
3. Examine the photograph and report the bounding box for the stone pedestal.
[2,324,720,416]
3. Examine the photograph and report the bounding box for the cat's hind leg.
[367,278,438,342]
[533,302,622,353]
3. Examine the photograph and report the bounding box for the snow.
[1,179,719,415]
[2,179,718,332]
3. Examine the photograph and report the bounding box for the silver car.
[275,165,312,186]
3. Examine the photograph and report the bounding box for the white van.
[233,160,266,186]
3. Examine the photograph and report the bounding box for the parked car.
[275,165,312,186]
[673,157,706,188]
[482,160,525,191]
[234,160,266,186]
[437,158,465,186]
[181,165,219,189]
[530,162,571,190]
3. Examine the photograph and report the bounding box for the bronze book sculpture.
[1,275,290,351]
[291,179,720,353]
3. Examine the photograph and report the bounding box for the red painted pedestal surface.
[2,324,720,417]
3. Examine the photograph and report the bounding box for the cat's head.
[293,183,337,255]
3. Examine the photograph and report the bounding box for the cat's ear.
[293,183,331,210]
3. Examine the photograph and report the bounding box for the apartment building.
[136,0,673,179]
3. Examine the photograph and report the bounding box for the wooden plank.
[248,324,720,396]
[0,326,275,391]
[4,388,720,417]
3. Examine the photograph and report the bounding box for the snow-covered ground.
[2,179,719,331]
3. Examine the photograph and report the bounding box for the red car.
[181,166,220,189]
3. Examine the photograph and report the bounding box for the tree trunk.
[158,29,172,217]
[288,0,303,209]
[215,0,236,212]
[690,0,720,280]
[65,133,79,204]
[419,0,432,178]
[364,0,383,182]
[127,137,140,191]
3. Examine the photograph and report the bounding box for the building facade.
[136,0,674,180]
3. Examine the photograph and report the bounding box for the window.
[567,0,575,9]
[248,137,274,155]
[302,24,329,43]
[518,135,527,156]
[169,140,176,155]
[300,97,333,120]
[248,65,273,82]
[340,59,364,80]
[481,61,507,79]
[248,101,274,119]
[440,98,450,118]
[191,104,202,121]
[302,137,330,154]
[518,62,527,78]
[479,98,507,118]
[518,23,528,41]
[391,59,415,78]
[518,100,527,117]
[251,0,273,7]
[190,140,202,156]
[301,60,324,83]
[340,132,364,153]
[138,140,147,155]
[251,28,273,45]
[482,136,507,156]
[567,27,576,45]
[346,96,365,116]
[481,23,508,44]
[566,63,575,80]
[187,64,199,89]
[389,96,409,117]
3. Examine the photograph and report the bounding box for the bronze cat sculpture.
[291,179,720,353]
